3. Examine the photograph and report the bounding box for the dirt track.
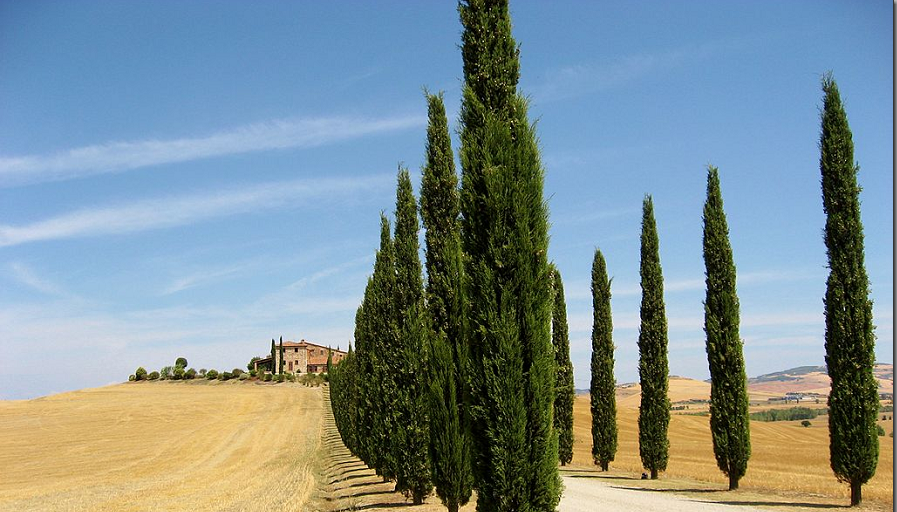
[559,474,763,512]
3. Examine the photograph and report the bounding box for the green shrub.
[249,369,258,377]
[173,366,185,380]
[199,368,207,377]
[248,356,261,371]
[185,368,197,380]
[238,373,249,381]
[801,420,812,428]
[175,357,188,368]
[876,425,886,436]
[231,368,243,377]
[206,369,218,380]
[263,373,272,382]
[275,373,284,383]
[148,371,160,381]
[128,374,136,382]
[160,366,173,380]
[135,367,147,381]
[749,407,826,422]
[219,371,232,381]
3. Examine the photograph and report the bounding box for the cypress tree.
[270,338,276,373]
[326,347,333,375]
[637,195,670,480]
[420,91,471,512]
[551,264,575,466]
[392,168,432,503]
[279,336,284,375]
[820,73,878,507]
[458,1,560,509]
[590,248,617,471]
[703,165,751,490]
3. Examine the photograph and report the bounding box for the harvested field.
[571,388,894,509]
[0,381,324,512]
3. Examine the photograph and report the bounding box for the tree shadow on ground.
[611,486,723,494]
[565,474,640,481]
[704,500,848,509]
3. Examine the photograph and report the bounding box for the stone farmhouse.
[254,339,347,374]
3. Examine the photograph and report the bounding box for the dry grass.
[0,380,324,511]
[571,382,894,509]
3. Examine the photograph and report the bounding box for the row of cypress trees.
[586,74,878,506]
[332,0,877,506]
[332,1,568,510]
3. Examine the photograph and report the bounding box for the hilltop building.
[254,339,346,374]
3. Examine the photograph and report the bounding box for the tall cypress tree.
[279,336,284,375]
[551,264,574,466]
[590,248,617,471]
[820,73,878,507]
[458,1,560,509]
[420,91,471,512]
[366,215,398,480]
[637,195,670,480]
[703,165,751,490]
[392,168,432,503]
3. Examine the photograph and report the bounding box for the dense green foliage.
[135,366,147,381]
[458,0,560,509]
[420,91,471,512]
[175,357,188,369]
[391,168,433,504]
[750,407,826,422]
[248,356,260,371]
[278,337,284,375]
[205,369,218,380]
[270,339,276,373]
[820,73,879,506]
[637,196,670,480]
[551,265,575,466]
[590,249,617,471]
[703,165,751,490]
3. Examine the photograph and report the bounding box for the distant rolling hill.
[575,362,894,402]
[748,363,894,396]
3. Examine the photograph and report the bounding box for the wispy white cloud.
[0,175,391,248]
[6,262,68,297]
[0,115,425,187]
[161,264,248,295]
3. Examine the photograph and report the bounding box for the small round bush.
[219,371,232,381]
[135,367,147,381]
[238,373,249,381]
[206,369,219,380]
[800,420,811,428]
[185,368,197,380]
[275,373,285,383]
[175,357,188,368]
[148,371,160,381]
[199,368,207,376]
[231,368,243,377]
[877,424,886,436]
[249,369,258,377]
[173,366,185,380]
[128,374,136,382]
[263,373,272,382]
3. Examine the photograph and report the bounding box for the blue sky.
[0,1,892,400]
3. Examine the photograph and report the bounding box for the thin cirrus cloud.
[0,175,391,248]
[0,114,425,187]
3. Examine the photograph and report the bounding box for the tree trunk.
[650,468,658,480]
[448,503,459,512]
[850,480,862,506]
[413,492,424,505]
[728,474,739,490]
[561,460,566,467]
[601,461,609,472]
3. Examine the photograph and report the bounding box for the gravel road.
[559,476,765,512]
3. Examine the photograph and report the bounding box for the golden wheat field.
[571,382,894,508]
[0,381,323,512]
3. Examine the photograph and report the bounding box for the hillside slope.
[0,382,324,511]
